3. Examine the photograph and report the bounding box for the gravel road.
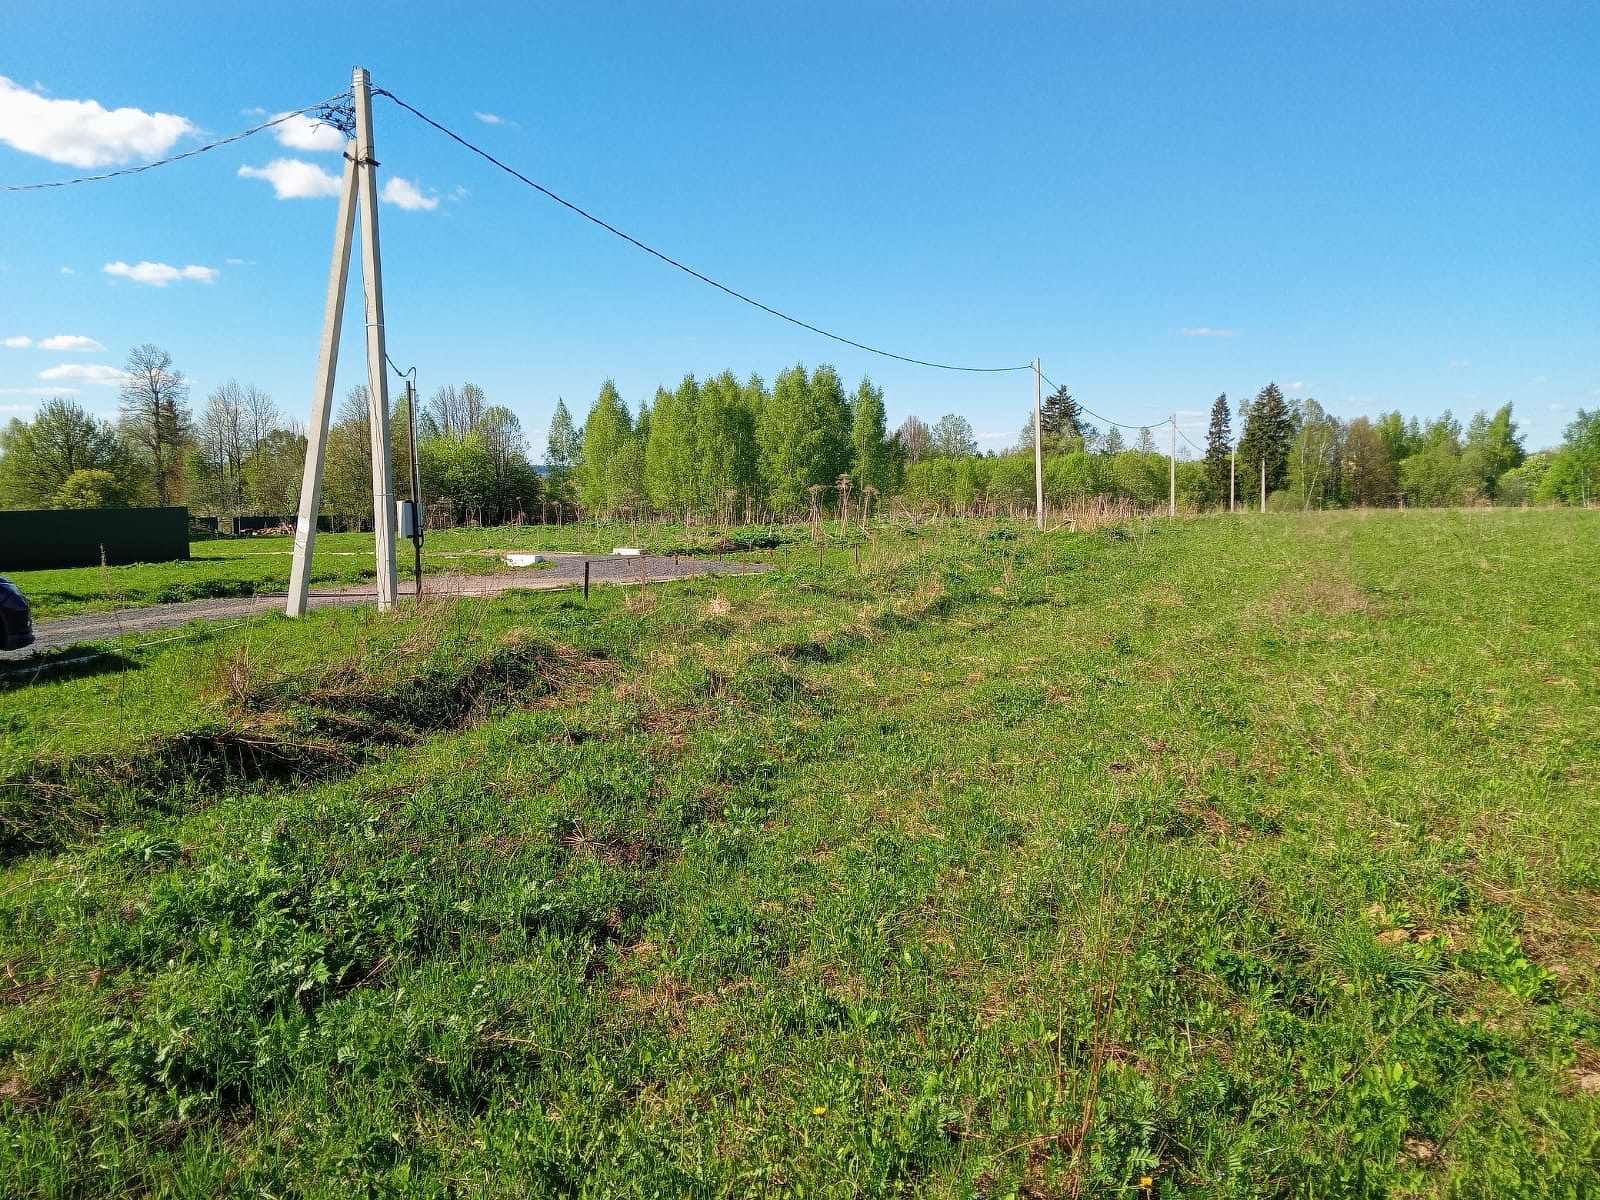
[2,552,769,659]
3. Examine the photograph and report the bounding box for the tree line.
[1200,383,1581,509]
[4,345,1596,522]
[0,344,308,517]
[901,383,1593,515]
[0,344,549,528]
[552,366,902,522]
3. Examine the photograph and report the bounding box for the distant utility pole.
[404,377,424,597]
[287,66,399,616]
[1169,414,1177,517]
[1033,358,1044,531]
[1260,458,1267,513]
[1230,449,1236,513]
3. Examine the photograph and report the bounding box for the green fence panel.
[0,507,191,571]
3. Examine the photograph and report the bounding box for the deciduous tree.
[894,415,932,465]
[850,376,896,496]
[544,398,582,510]
[930,413,977,458]
[578,381,636,516]
[119,343,190,505]
[0,398,141,508]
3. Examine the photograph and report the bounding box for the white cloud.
[4,336,32,348]
[272,111,346,152]
[1533,374,1548,384]
[1449,359,1470,368]
[103,260,218,286]
[381,176,439,211]
[1549,403,1563,411]
[474,111,517,127]
[38,334,104,351]
[1180,327,1236,338]
[225,257,255,266]
[1289,381,1306,391]
[40,363,125,386]
[59,266,75,275]
[0,75,193,167]
[238,157,342,198]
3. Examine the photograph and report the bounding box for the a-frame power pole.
[288,67,398,615]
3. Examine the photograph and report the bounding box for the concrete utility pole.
[287,67,400,616]
[1261,458,1267,513]
[1033,358,1044,531]
[1230,449,1236,513]
[287,134,359,616]
[353,68,398,610]
[1169,414,1177,517]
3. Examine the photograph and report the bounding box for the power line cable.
[1038,369,1215,445]
[2,93,353,192]
[374,88,1035,375]
[1036,371,1154,432]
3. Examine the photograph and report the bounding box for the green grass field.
[1,510,1596,1197]
[8,523,807,622]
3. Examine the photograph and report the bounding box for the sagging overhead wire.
[1037,370,1155,432]
[1038,368,1210,447]
[1,93,354,192]
[373,88,1035,376]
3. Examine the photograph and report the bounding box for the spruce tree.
[1203,393,1232,505]
[1039,384,1084,452]
[1238,382,1295,494]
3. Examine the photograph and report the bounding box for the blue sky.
[2,1,1596,455]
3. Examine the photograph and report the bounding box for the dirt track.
[2,552,769,659]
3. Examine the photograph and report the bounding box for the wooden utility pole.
[1033,359,1044,531]
[1169,414,1177,517]
[287,67,400,616]
[1260,458,1267,513]
[1230,449,1236,513]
